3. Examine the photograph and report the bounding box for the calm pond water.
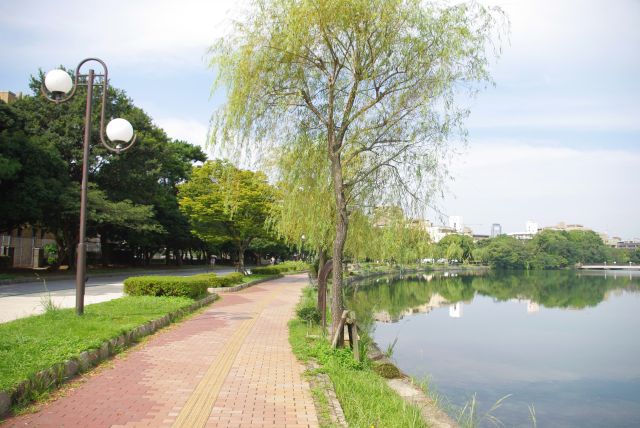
[345,270,640,427]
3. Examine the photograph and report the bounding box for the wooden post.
[352,318,360,362]
[331,310,349,348]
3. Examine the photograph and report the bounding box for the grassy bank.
[0,295,195,393]
[289,288,428,428]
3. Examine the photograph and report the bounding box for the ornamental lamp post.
[42,58,136,315]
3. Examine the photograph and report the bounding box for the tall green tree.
[0,101,67,233]
[209,0,504,330]
[178,160,275,270]
[5,72,206,267]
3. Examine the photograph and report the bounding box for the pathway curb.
[0,293,219,418]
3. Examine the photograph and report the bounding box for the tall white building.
[448,216,464,233]
[526,221,539,235]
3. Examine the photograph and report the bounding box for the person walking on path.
[4,274,318,428]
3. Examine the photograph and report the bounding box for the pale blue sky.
[1,0,638,239]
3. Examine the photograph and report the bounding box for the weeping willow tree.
[268,135,335,269]
[345,207,432,264]
[209,0,505,332]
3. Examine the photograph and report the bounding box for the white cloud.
[0,0,246,71]
[154,117,208,149]
[467,93,640,132]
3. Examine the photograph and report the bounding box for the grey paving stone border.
[306,361,348,427]
[0,293,218,418]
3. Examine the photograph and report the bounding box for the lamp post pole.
[43,58,136,315]
[75,68,96,314]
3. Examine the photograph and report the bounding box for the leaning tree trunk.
[330,151,349,336]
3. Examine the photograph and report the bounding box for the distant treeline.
[434,230,639,270]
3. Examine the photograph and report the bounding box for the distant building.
[448,216,464,233]
[428,226,457,243]
[508,232,535,240]
[544,222,591,232]
[473,234,490,242]
[491,223,502,238]
[0,91,22,104]
[1,226,56,268]
[508,220,540,240]
[616,241,640,250]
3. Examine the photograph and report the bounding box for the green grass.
[0,273,15,280]
[289,287,428,428]
[0,295,195,393]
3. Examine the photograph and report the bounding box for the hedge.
[123,276,209,298]
[192,272,245,288]
[252,261,309,275]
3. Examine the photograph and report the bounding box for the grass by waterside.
[0,295,195,393]
[289,288,428,428]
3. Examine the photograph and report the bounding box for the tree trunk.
[238,247,245,271]
[317,248,327,279]
[330,151,349,336]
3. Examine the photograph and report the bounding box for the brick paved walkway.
[4,274,318,428]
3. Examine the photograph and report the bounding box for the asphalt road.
[0,266,234,323]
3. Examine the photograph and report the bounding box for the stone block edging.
[0,293,218,418]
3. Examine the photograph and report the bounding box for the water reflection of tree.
[346,272,640,326]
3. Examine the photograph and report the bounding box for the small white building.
[525,221,539,235]
[448,216,464,234]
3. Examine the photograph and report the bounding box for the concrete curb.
[0,293,218,418]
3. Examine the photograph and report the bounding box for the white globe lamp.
[106,118,134,143]
[44,69,73,94]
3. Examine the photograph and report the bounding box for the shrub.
[374,362,402,379]
[253,260,309,275]
[123,276,208,298]
[43,243,58,265]
[193,272,245,288]
[251,266,281,275]
[296,305,321,323]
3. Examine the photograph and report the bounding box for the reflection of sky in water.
[373,289,640,427]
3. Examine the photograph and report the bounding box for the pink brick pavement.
[4,274,318,428]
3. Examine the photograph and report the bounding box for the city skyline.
[1,0,638,239]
